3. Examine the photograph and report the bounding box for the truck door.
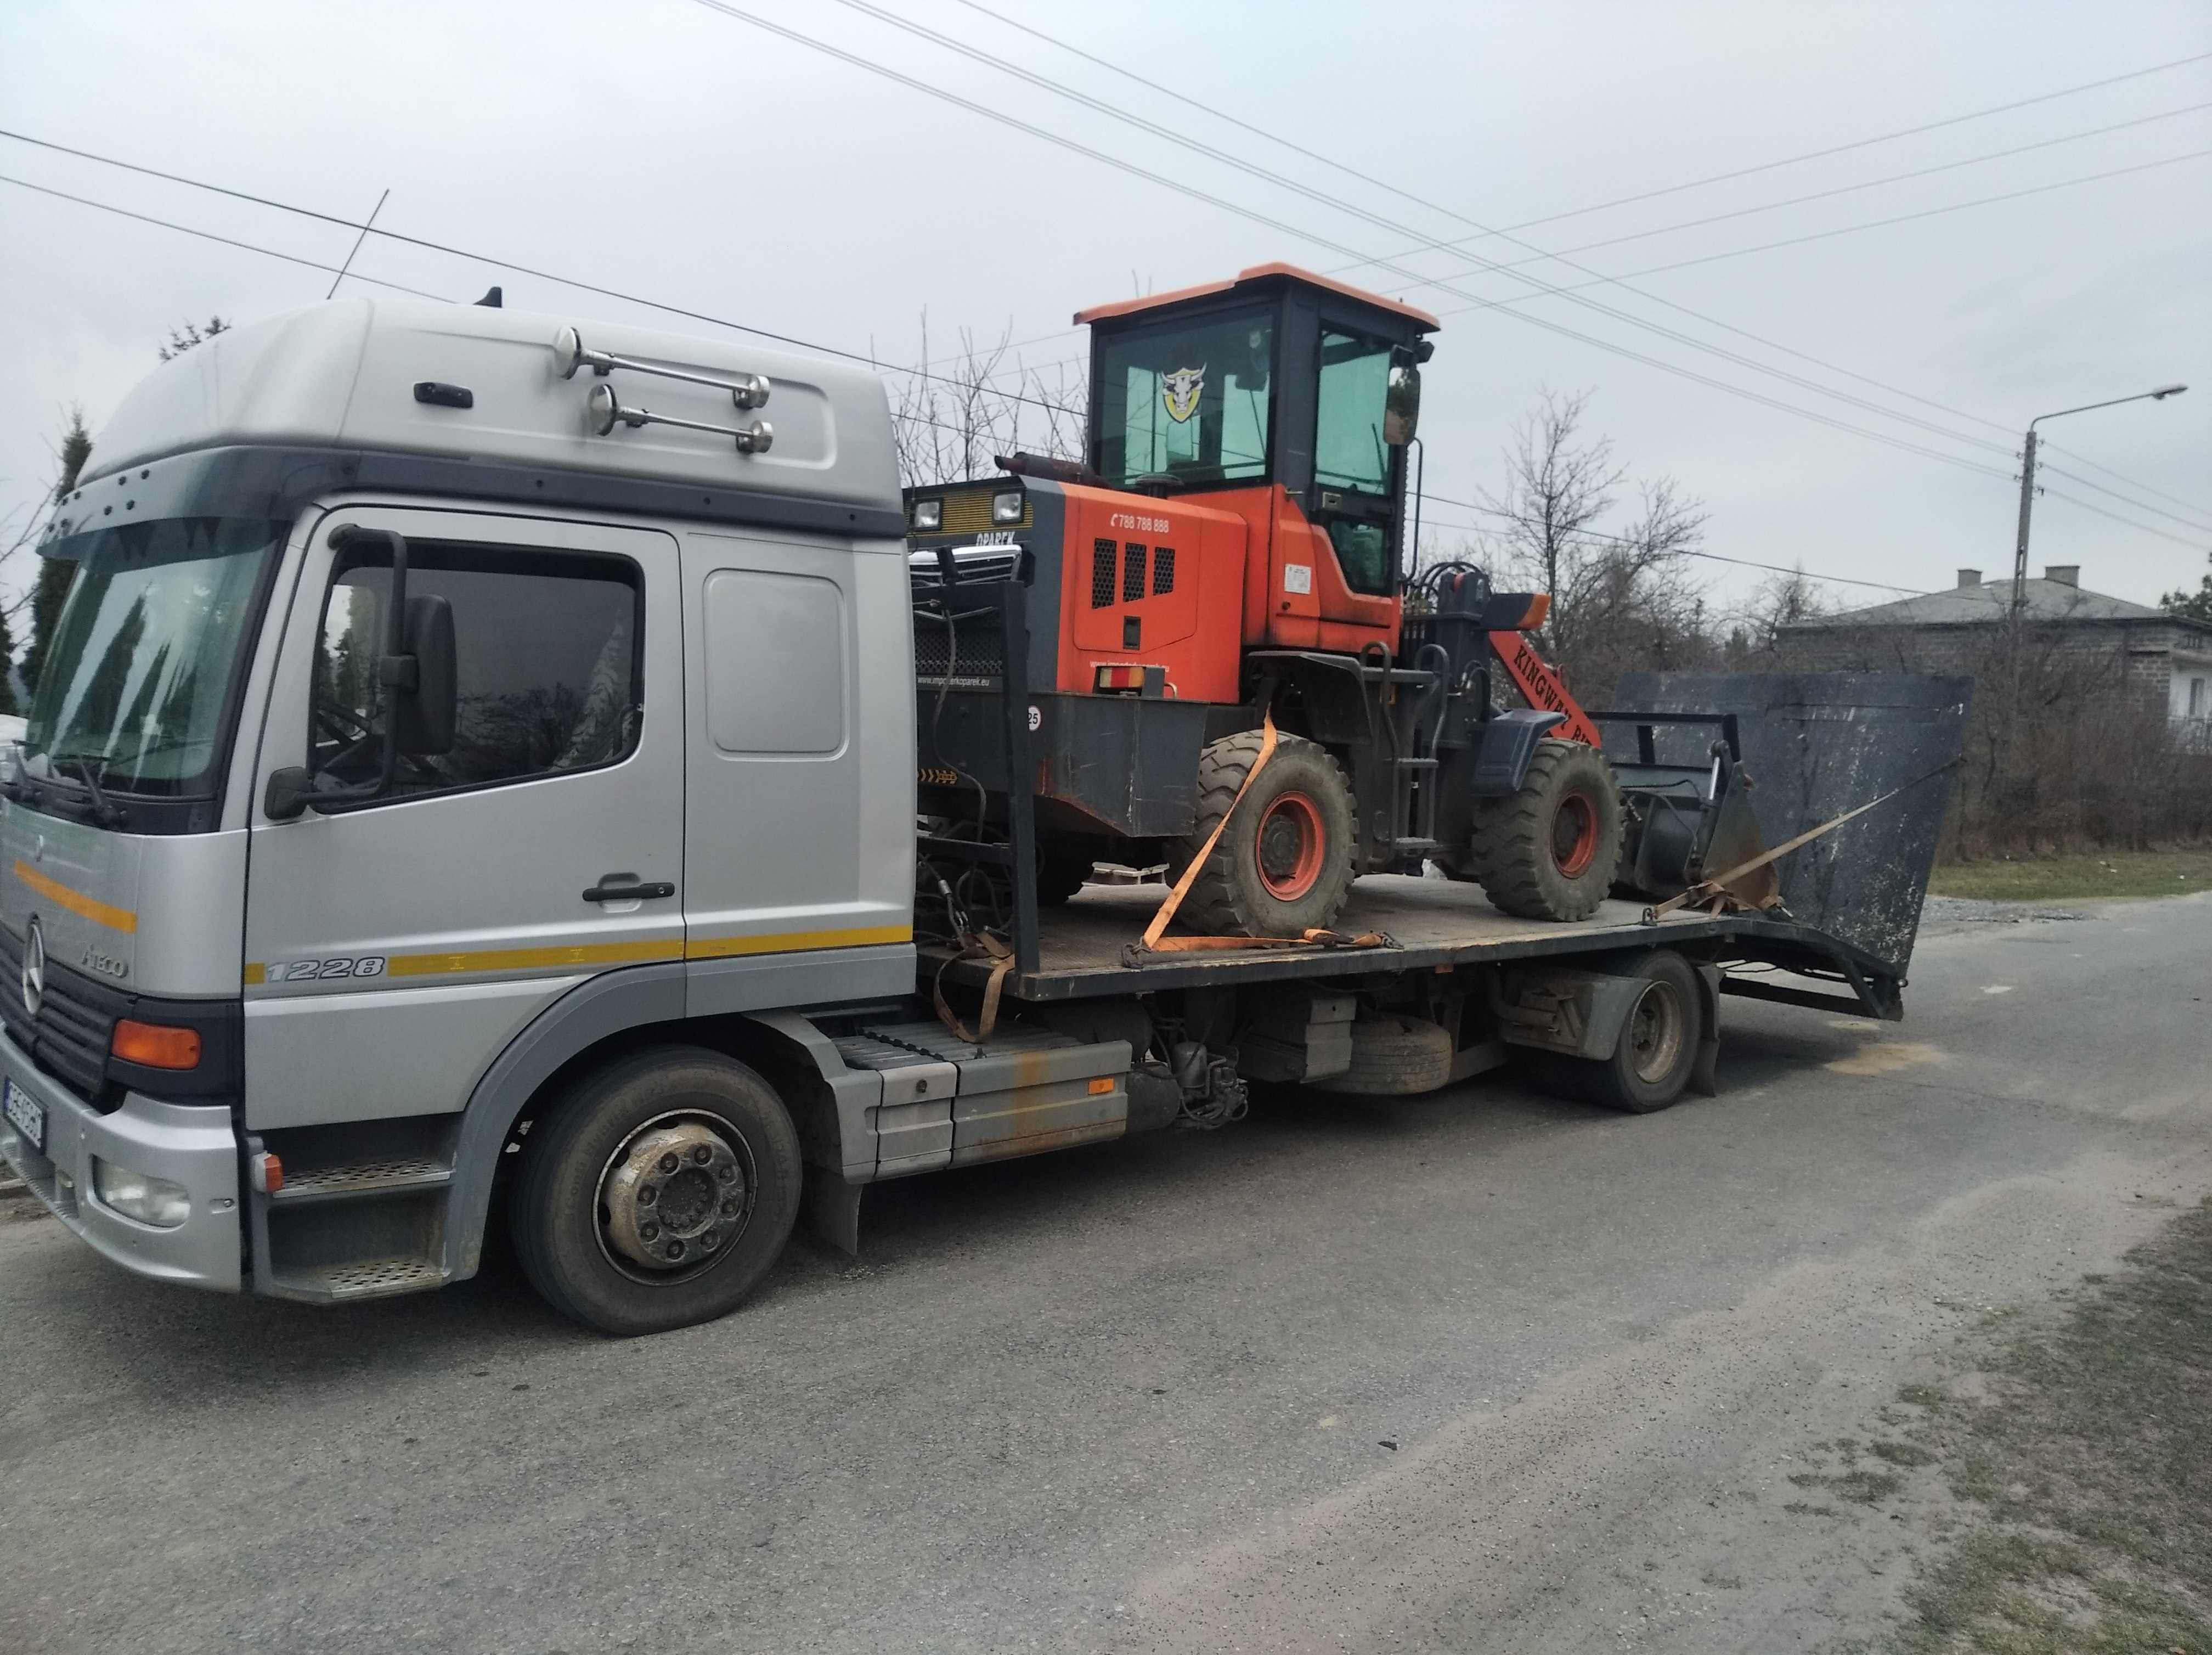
[678,527,914,993]
[242,506,685,1131]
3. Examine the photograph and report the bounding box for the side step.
[249,1119,456,1304]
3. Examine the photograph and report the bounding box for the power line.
[1476,50,2212,237]
[766,2,2206,533]
[1385,100,2212,290]
[815,0,2033,463]
[2040,441,2212,520]
[1430,147,2212,311]
[2034,463,2212,536]
[2038,486,2212,551]
[928,21,2204,514]
[685,1,2041,488]
[0,126,1080,422]
[0,173,453,301]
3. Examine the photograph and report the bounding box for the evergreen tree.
[19,409,94,700]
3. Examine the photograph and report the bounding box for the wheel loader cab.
[1076,262,1439,660]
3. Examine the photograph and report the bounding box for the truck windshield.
[1094,308,1275,489]
[22,516,281,799]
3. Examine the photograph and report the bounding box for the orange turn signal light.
[110,1019,202,1070]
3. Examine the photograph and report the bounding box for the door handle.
[583,875,676,903]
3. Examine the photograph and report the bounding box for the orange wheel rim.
[1256,791,1327,900]
[1552,792,1599,877]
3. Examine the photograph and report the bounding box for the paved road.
[3,894,2207,1653]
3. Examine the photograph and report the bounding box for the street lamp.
[2013,382,2188,613]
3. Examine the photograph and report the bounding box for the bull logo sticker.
[1160,365,1206,424]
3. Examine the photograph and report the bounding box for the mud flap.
[803,1163,863,1257]
[1690,964,1722,1098]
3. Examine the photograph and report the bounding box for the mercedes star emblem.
[21,916,46,1019]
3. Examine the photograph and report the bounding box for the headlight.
[93,1158,190,1228]
[991,491,1023,525]
[911,498,943,531]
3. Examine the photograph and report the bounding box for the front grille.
[1122,543,1148,602]
[933,488,1032,537]
[0,925,125,1108]
[1091,539,1116,608]
[913,607,1007,684]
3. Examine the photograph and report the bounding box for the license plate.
[3,1076,44,1155]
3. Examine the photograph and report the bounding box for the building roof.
[1072,262,1441,330]
[1783,575,2208,633]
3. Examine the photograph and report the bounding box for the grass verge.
[1928,846,2212,902]
[1886,1198,2212,1653]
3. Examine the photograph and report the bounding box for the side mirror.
[264,766,314,822]
[1384,362,1422,446]
[392,594,456,756]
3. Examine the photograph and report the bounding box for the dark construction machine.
[907,264,1774,944]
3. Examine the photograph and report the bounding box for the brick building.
[1778,564,2212,739]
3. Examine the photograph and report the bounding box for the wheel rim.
[1626,980,1686,1085]
[595,1110,757,1286]
[1551,791,1599,877]
[1255,790,1327,900]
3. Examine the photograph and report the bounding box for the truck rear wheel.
[512,1045,802,1336]
[1176,730,1356,937]
[1466,739,1623,922]
[1522,951,1703,1113]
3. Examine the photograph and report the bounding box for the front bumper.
[0,1028,243,1292]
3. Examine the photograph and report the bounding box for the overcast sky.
[3,0,2208,619]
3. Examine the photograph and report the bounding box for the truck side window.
[311,542,642,801]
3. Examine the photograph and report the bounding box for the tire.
[1466,739,1624,922]
[1309,1014,1455,1096]
[511,1045,802,1336]
[1174,730,1356,936]
[1519,952,1702,1114]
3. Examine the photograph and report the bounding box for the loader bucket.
[1610,672,1972,976]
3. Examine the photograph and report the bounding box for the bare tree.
[1475,393,1714,701]
[1729,565,1836,663]
[879,316,1087,488]
[1476,389,1623,613]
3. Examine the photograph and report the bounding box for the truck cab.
[0,296,926,1321]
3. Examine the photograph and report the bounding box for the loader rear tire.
[1174,730,1356,937]
[1466,738,1623,922]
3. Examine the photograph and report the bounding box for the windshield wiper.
[48,752,127,828]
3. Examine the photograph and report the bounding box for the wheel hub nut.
[603,1123,747,1270]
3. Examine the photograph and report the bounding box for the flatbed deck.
[924,874,1813,1002]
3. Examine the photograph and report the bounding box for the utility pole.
[2000,382,2187,812]
[2010,426,2039,628]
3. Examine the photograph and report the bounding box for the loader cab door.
[1307,327,1403,598]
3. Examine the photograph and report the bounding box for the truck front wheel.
[512,1046,802,1335]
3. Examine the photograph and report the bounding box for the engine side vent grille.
[1122,543,1147,602]
[1153,545,1175,595]
[1090,538,1116,608]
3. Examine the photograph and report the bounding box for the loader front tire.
[1175,730,1356,937]
[1467,738,1623,922]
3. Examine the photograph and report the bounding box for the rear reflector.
[110,1019,202,1070]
